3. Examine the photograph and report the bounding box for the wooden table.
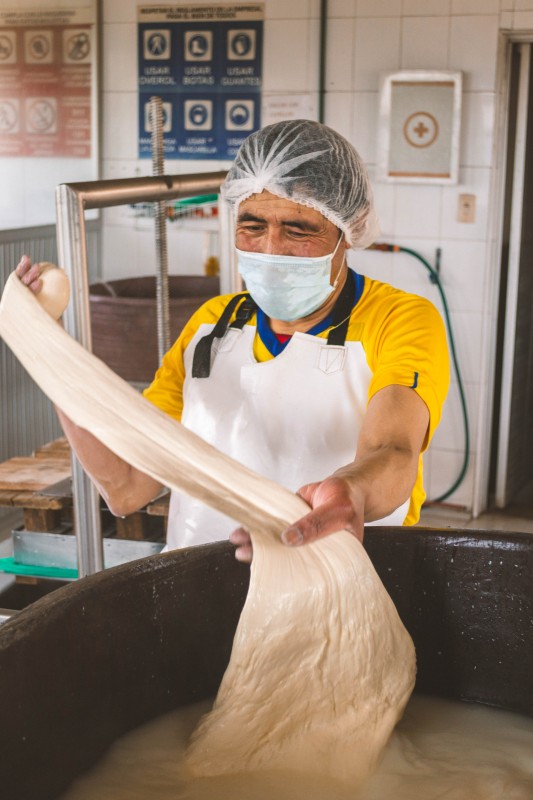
[0,438,168,541]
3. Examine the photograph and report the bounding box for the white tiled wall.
[401,17,450,70]
[101,0,533,514]
[403,0,452,14]
[354,18,402,90]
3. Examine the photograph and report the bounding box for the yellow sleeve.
[142,293,239,422]
[361,283,450,451]
[354,281,450,526]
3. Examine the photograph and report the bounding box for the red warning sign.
[0,11,92,158]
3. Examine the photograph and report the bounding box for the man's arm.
[56,410,163,517]
[285,384,429,544]
[231,384,429,561]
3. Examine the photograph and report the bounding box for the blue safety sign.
[138,4,263,160]
[228,31,255,59]
[185,100,212,129]
[144,30,170,59]
[226,100,253,130]
[144,102,172,133]
[187,33,210,59]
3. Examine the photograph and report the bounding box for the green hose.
[172,193,218,208]
[370,244,470,503]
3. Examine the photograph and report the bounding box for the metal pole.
[218,197,240,295]
[495,43,531,508]
[56,183,104,576]
[150,96,171,360]
[62,172,227,209]
[318,0,328,124]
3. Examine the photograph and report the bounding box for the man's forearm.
[286,386,429,548]
[334,443,418,523]
[56,408,163,516]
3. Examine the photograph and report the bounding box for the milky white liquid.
[60,694,533,800]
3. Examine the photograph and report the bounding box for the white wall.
[101,0,533,513]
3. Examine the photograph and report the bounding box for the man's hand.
[15,254,44,294]
[229,527,254,563]
[230,385,429,564]
[282,475,365,547]
[15,255,70,321]
[229,476,364,563]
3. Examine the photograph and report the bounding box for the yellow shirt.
[144,274,450,525]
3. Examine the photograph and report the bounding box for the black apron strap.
[192,270,353,378]
[192,292,253,378]
[327,269,356,347]
[229,296,257,330]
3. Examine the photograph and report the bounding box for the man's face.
[235,190,346,264]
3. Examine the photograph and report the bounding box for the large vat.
[0,527,532,800]
[89,276,220,383]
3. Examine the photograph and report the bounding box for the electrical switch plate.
[458,193,476,223]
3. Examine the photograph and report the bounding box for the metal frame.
[495,43,531,508]
[55,171,228,577]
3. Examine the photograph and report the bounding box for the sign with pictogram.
[403,112,438,149]
[0,32,16,63]
[225,99,254,130]
[144,100,172,133]
[227,30,256,60]
[63,29,91,63]
[185,31,212,61]
[0,7,93,158]
[0,98,18,133]
[24,31,53,63]
[144,29,170,60]
[26,97,57,133]
[184,99,212,129]
[378,71,462,184]
[138,4,263,160]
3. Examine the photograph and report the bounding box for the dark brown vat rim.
[0,527,531,799]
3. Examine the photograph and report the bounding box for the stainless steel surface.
[56,182,104,576]
[70,459,104,577]
[55,170,227,577]
[12,529,164,571]
[150,96,171,359]
[58,172,227,209]
[218,195,240,295]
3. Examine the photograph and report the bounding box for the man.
[16,119,449,562]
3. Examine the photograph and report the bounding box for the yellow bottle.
[204,256,220,277]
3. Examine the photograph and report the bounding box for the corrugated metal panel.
[0,224,99,463]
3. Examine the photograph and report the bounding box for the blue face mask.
[236,234,344,322]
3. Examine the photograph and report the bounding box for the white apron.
[166,319,409,550]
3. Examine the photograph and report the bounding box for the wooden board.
[0,457,72,491]
[0,489,70,510]
[146,491,170,517]
[34,438,70,461]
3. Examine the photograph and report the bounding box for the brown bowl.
[0,527,532,799]
[89,276,220,383]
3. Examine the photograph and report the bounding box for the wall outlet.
[458,193,476,223]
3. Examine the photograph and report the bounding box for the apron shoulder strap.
[229,295,258,330]
[192,292,255,378]
[192,269,356,378]
[327,268,356,347]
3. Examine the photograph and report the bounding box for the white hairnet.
[221,119,379,249]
